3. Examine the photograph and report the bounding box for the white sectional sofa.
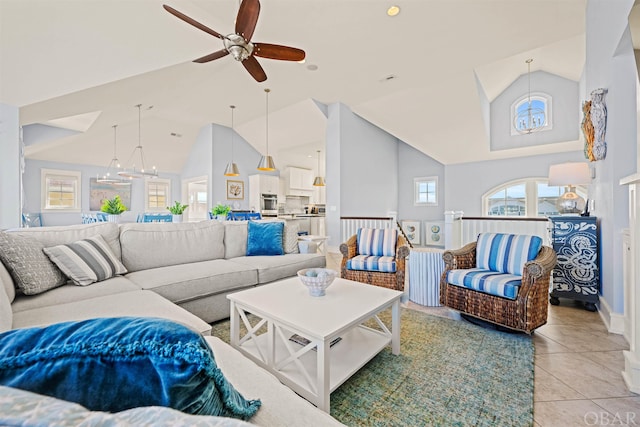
[0,220,343,426]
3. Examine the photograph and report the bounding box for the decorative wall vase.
[583,88,608,161]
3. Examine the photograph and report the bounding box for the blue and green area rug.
[211,308,534,427]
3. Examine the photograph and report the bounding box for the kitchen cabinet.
[249,174,279,211]
[311,185,326,204]
[283,167,313,196]
[549,216,600,311]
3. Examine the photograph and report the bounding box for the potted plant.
[167,201,188,223]
[100,195,127,223]
[211,204,231,221]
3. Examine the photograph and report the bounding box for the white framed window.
[41,168,81,212]
[414,176,438,206]
[510,93,552,135]
[483,178,587,217]
[144,178,171,212]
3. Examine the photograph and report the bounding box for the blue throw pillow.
[246,221,284,256]
[0,317,261,420]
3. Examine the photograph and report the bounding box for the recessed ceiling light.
[387,5,400,17]
[307,64,318,71]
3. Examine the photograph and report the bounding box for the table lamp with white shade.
[548,162,591,215]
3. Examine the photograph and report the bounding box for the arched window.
[483,178,587,217]
[511,94,552,135]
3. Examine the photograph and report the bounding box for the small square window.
[145,178,171,212]
[414,176,438,206]
[41,169,81,212]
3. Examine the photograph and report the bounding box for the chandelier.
[97,125,130,185]
[118,104,158,179]
[257,88,276,171]
[514,58,546,135]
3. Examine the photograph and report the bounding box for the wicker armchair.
[340,229,410,291]
[440,235,557,334]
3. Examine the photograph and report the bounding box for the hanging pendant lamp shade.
[514,58,546,135]
[118,104,158,179]
[313,149,325,186]
[257,88,276,171]
[97,125,129,185]
[224,105,240,176]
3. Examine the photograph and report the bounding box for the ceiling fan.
[163,0,305,82]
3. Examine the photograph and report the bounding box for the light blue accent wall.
[0,103,21,229]
[397,143,445,222]
[490,71,580,150]
[22,124,80,146]
[23,159,181,226]
[185,123,270,211]
[585,0,637,315]
[444,151,587,216]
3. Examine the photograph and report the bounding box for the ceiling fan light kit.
[163,0,305,83]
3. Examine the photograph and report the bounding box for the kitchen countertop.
[277,214,325,218]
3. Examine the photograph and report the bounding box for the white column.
[620,175,640,393]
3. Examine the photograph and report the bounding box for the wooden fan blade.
[193,49,229,63]
[253,43,305,62]
[242,56,267,82]
[235,0,260,42]
[163,4,224,40]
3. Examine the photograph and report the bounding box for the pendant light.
[514,58,546,135]
[97,125,130,185]
[313,149,325,186]
[224,105,240,176]
[118,104,158,179]
[257,88,276,171]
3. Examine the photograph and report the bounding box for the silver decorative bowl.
[297,268,338,297]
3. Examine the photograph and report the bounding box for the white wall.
[585,0,637,316]
[0,103,20,229]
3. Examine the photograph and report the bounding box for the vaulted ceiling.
[0,0,587,173]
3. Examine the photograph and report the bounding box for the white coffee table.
[227,277,402,412]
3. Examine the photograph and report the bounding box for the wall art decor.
[424,221,445,247]
[226,180,244,200]
[89,178,131,211]
[582,88,607,161]
[401,220,421,245]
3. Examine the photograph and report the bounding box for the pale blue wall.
[23,159,180,226]
[585,0,637,316]
[0,103,21,229]
[444,151,587,216]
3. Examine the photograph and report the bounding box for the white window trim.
[510,92,553,136]
[414,176,438,207]
[144,177,171,212]
[40,168,81,212]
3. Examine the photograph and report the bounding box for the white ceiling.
[0,0,589,174]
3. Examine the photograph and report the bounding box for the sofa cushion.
[11,290,211,335]
[0,385,254,427]
[475,233,542,276]
[0,232,66,295]
[9,222,122,260]
[0,261,14,303]
[229,253,326,284]
[347,255,396,273]
[0,317,260,419]
[125,259,258,304]
[120,221,225,272]
[246,221,284,256]
[10,276,140,313]
[357,228,397,257]
[0,283,11,333]
[283,221,300,254]
[43,235,128,286]
[447,268,522,300]
[224,221,248,259]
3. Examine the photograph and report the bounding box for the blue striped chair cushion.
[357,228,397,257]
[347,255,397,273]
[447,268,522,300]
[475,233,542,276]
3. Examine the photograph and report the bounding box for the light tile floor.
[325,252,640,427]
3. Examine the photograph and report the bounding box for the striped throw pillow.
[43,235,127,286]
[357,228,398,257]
[475,233,543,276]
